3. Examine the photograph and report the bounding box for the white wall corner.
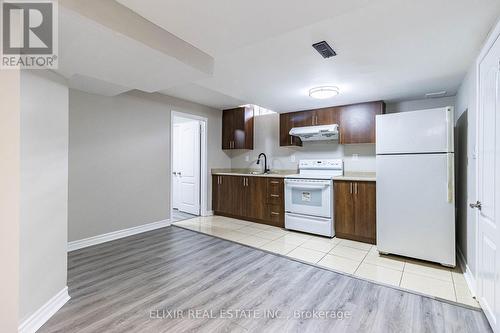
[457,248,477,297]
[18,286,70,333]
[67,219,171,252]
[203,210,214,217]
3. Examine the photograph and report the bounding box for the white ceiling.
[56,1,213,98]
[60,0,500,111]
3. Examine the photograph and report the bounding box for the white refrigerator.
[376,107,455,267]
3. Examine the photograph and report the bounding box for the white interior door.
[172,124,181,209]
[177,121,201,215]
[476,34,500,331]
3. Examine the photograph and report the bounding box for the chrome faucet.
[256,153,270,174]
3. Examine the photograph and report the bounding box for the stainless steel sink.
[249,171,275,175]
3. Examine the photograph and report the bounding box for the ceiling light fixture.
[309,86,340,99]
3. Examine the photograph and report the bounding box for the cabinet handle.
[271,212,280,215]
[270,194,279,197]
[270,181,279,184]
[290,136,293,145]
[350,183,353,194]
[355,183,358,194]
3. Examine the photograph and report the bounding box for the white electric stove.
[284,159,343,237]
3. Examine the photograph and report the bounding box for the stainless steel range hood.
[289,124,339,141]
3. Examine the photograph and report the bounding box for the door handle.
[469,201,482,210]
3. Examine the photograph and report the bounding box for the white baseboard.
[457,248,477,297]
[67,219,171,252]
[19,286,70,333]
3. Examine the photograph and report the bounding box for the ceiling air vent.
[312,41,337,58]
[425,91,447,98]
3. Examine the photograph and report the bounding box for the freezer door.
[376,107,454,154]
[376,153,455,266]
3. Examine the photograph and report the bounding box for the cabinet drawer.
[266,178,283,204]
[267,204,284,226]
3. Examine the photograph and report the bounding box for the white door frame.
[475,17,500,328]
[170,111,209,218]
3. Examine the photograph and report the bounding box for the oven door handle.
[285,184,328,190]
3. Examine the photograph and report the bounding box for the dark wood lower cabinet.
[335,180,376,244]
[212,175,284,227]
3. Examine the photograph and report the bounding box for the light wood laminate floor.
[40,226,491,333]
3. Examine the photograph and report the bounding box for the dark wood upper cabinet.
[279,113,302,147]
[314,107,339,125]
[339,101,385,144]
[278,101,384,146]
[222,106,254,149]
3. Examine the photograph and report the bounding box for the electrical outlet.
[290,154,296,162]
[352,154,359,161]
[245,155,250,162]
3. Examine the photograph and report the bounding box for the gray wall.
[230,97,456,172]
[20,71,69,322]
[69,90,230,242]
[455,64,477,277]
[386,96,456,114]
[0,70,20,333]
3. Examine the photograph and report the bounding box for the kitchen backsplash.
[226,113,376,172]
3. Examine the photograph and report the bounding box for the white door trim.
[170,111,209,218]
[474,17,500,330]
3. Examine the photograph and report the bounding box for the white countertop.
[212,172,290,178]
[211,170,376,181]
[332,172,376,182]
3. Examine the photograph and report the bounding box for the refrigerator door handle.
[447,153,454,203]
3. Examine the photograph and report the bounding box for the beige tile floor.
[174,215,479,308]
